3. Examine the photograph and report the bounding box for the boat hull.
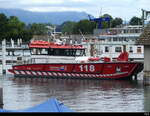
[8,62,143,80]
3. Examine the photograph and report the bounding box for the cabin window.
[31,48,41,55]
[47,48,85,56]
[115,47,122,52]
[105,46,109,52]
[76,50,81,56]
[129,47,133,53]
[137,47,142,53]
[48,48,54,55]
[41,49,48,55]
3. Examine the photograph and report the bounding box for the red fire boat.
[8,40,143,80]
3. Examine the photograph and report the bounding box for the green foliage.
[7,16,25,40]
[111,18,123,28]
[30,23,49,35]
[72,20,96,34]
[60,14,123,34]
[0,13,8,41]
[129,16,142,25]
[0,12,143,43]
[0,14,34,42]
[100,14,113,29]
[61,21,77,34]
[100,14,123,28]
[60,20,96,34]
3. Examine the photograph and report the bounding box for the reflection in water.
[2,75,150,112]
[144,86,150,112]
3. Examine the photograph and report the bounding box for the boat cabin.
[29,40,86,57]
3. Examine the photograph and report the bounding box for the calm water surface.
[1,73,150,112]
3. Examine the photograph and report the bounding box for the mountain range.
[0,8,90,25]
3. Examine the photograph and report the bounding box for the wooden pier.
[0,40,30,74]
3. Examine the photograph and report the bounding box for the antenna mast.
[141,9,150,27]
[99,7,102,17]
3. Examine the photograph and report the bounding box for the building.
[136,23,150,85]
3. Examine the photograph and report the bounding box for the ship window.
[105,46,109,52]
[41,49,48,55]
[115,47,122,52]
[135,29,138,33]
[129,47,133,53]
[76,50,81,56]
[48,48,54,55]
[119,38,122,41]
[47,48,85,56]
[113,37,117,41]
[137,47,142,53]
[54,49,60,55]
[31,48,42,55]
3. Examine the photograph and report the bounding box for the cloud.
[71,0,90,2]
[27,6,86,12]
[19,0,64,5]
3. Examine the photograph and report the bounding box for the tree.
[0,13,8,41]
[111,17,123,28]
[129,16,142,25]
[0,15,34,42]
[61,21,77,34]
[72,20,96,34]
[21,29,33,42]
[30,23,49,35]
[7,16,26,41]
[100,14,113,29]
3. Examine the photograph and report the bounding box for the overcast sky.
[0,0,150,20]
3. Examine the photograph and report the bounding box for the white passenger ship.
[82,25,144,61]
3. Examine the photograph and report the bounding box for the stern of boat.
[133,62,144,76]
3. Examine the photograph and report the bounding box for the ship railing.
[23,57,77,64]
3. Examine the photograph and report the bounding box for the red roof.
[29,40,85,49]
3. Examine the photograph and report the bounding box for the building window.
[105,46,109,52]
[137,47,142,53]
[115,47,122,52]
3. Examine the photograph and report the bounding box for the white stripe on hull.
[14,70,20,75]
[26,71,31,75]
[32,71,37,75]
[20,71,26,75]
[12,70,129,79]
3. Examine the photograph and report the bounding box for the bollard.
[134,74,137,80]
[2,70,6,75]
[0,88,3,109]
[2,39,6,75]
[143,71,150,86]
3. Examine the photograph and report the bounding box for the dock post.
[11,38,14,48]
[0,77,3,109]
[143,71,150,86]
[143,46,150,86]
[134,74,137,80]
[0,88,3,109]
[2,39,6,74]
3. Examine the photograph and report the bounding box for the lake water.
[1,73,150,112]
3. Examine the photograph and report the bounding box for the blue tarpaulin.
[0,98,73,112]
